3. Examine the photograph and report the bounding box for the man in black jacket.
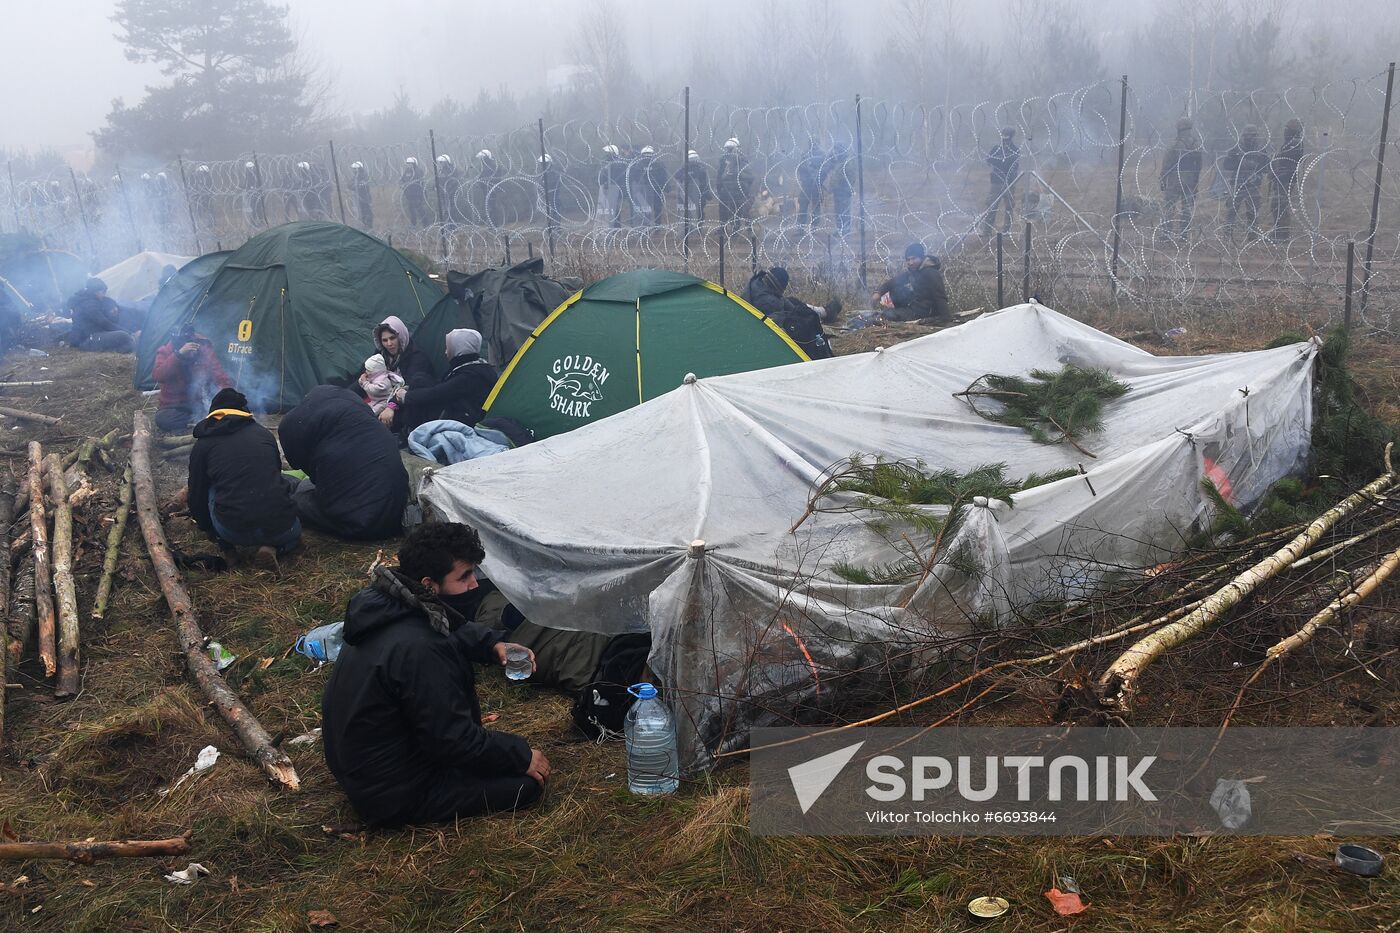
[872,243,951,323]
[187,388,300,568]
[397,328,499,432]
[66,278,135,352]
[743,267,834,360]
[278,385,409,540]
[323,522,549,826]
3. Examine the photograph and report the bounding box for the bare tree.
[574,0,637,129]
[800,0,857,102]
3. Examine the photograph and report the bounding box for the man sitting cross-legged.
[322,522,550,826]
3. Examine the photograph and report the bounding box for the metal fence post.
[68,167,96,260]
[114,165,142,252]
[996,231,1004,307]
[6,162,20,231]
[175,156,201,255]
[428,130,448,261]
[683,85,691,273]
[1022,220,1032,301]
[328,139,347,225]
[1345,238,1356,330]
[1110,74,1128,299]
[1360,61,1396,314]
[855,93,868,291]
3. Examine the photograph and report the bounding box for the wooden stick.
[0,476,13,744]
[0,407,61,427]
[157,434,194,449]
[92,463,133,621]
[13,428,122,517]
[131,412,300,791]
[0,834,191,864]
[0,381,54,388]
[7,564,34,671]
[161,443,194,460]
[27,442,54,679]
[1097,450,1397,713]
[45,455,79,698]
[1289,516,1400,571]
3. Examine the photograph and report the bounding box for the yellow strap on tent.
[699,280,811,361]
[482,287,586,411]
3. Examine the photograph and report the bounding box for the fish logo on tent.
[547,358,609,418]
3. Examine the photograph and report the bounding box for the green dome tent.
[483,269,809,439]
[133,223,442,409]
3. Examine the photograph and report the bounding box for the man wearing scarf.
[322,522,549,826]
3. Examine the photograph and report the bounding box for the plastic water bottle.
[504,645,532,681]
[623,683,679,795]
[294,621,345,663]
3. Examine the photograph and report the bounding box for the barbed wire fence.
[6,66,1400,333]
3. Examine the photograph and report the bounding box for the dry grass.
[0,321,1394,931]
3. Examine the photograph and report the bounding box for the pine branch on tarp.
[955,364,1130,458]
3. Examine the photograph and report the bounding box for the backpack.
[570,632,652,741]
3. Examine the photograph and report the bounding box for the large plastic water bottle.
[623,683,679,795]
[294,621,345,663]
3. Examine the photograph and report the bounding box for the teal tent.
[133,223,442,409]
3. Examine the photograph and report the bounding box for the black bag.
[570,632,652,741]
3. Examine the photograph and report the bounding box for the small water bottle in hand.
[504,645,532,681]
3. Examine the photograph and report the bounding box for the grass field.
[0,304,1395,931]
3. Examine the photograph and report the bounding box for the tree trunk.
[7,564,34,672]
[45,454,79,697]
[0,834,191,864]
[0,407,61,427]
[0,476,14,744]
[27,442,55,678]
[130,412,300,791]
[92,463,134,621]
[1097,460,1398,712]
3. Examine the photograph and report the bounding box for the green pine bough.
[955,364,1130,458]
[801,457,1075,588]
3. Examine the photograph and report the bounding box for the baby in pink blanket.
[359,354,405,415]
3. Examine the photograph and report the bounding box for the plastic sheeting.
[96,251,194,304]
[420,304,1316,772]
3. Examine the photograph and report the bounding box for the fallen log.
[0,476,13,743]
[1097,449,1397,713]
[92,463,134,621]
[0,833,191,864]
[0,407,61,427]
[157,434,194,449]
[130,412,300,791]
[7,564,34,671]
[45,455,79,698]
[27,442,55,679]
[161,443,194,461]
[12,428,123,518]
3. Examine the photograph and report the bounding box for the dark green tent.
[410,258,574,380]
[483,269,808,439]
[132,223,442,409]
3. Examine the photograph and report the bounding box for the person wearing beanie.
[872,243,951,323]
[152,322,234,432]
[188,389,301,570]
[65,277,135,352]
[394,328,499,432]
[743,267,834,360]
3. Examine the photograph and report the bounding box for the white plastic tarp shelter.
[96,251,194,304]
[420,304,1316,771]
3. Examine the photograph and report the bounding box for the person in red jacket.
[153,323,234,432]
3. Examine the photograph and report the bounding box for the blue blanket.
[407,420,509,465]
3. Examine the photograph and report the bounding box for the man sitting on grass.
[322,522,550,826]
[188,388,301,569]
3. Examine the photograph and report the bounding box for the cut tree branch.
[131,412,300,791]
[1096,447,1397,713]
[45,454,79,698]
[0,407,61,427]
[27,442,55,679]
[92,463,134,621]
[0,833,191,864]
